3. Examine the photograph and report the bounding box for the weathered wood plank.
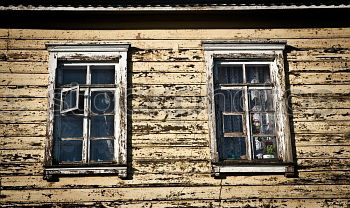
[0,163,43,176]
[132,133,209,147]
[289,72,350,85]
[298,159,350,171]
[0,123,46,136]
[9,28,350,40]
[134,160,211,174]
[8,39,202,50]
[0,39,7,49]
[2,171,349,190]
[132,109,207,121]
[287,49,350,62]
[131,49,203,62]
[293,121,350,134]
[0,150,44,163]
[291,85,350,95]
[8,38,350,50]
[0,111,47,123]
[0,98,47,110]
[133,146,210,160]
[0,137,45,150]
[291,95,350,109]
[132,72,205,85]
[132,96,206,109]
[132,85,206,97]
[297,146,350,159]
[0,73,48,86]
[0,61,48,73]
[292,109,350,121]
[295,134,350,146]
[0,29,8,38]
[132,121,208,134]
[1,185,349,202]
[0,86,47,98]
[132,62,205,73]
[2,199,350,208]
[288,61,349,72]
[222,199,350,208]
[0,50,48,62]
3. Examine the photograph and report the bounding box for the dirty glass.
[59,140,83,162]
[249,89,274,111]
[250,112,275,135]
[216,65,243,84]
[214,90,243,112]
[90,115,114,138]
[61,89,78,112]
[219,137,246,160]
[90,140,114,162]
[223,115,244,133]
[253,136,277,159]
[60,116,84,138]
[246,65,270,84]
[91,91,114,114]
[91,65,115,84]
[61,66,87,86]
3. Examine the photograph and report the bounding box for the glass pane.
[58,140,83,162]
[253,137,277,159]
[61,66,87,85]
[62,89,77,112]
[249,89,274,111]
[90,140,114,162]
[214,90,243,112]
[246,65,270,83]
[91,91,114,114]
[90,115,114,138]
[91,65,115,84]
[251,113,275,135]
[218,137,246,160]
[60,116,84,138]
[216,65,243,84]
[223,115,243,133]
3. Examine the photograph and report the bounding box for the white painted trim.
[44,167,127,178]
[1,5,349,12]
[213,165,287,173]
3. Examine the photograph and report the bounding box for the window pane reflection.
[90,115,114,138]
[58,140,82,162]
[90,140,114,162]
[253,137,277,159]
[91,65,115,84]
[91,91,114,114]
[219,137,246,160]
[246,65,270,83]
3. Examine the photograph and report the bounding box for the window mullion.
[82,88,89,164]
[243,64,253,160]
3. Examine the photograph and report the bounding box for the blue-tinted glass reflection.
[59,140,82,162]
[91,65,115,84]
[223,115,243,133]
[62,90,77,112]
[90,140,114,162]
[90,115,114,138]
[215,65,243,84]
[218,137,246,160]
[60,116,84,138]
[60,66,87,86]
[91,91,114,114]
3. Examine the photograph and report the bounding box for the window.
[44,43,130,180]
[203,41,294,177]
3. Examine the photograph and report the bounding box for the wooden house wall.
[0,28,349,207]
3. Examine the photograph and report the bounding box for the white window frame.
[203,41,294,177]
[44,43,130,180]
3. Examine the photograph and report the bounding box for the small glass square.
[91,91,114,114]
[61,65,87,86]
[251,112,275,135]
[216,65,243,84]
[214,90,243,112]
[60,116,84,138]
[223,114,244,133]
[91,65,115,84]
[253,137,277,159]
[58,140,83,162]
[219,137,247,160]
[249,89,274,111]
[246,65,270,84]
[90,115,114,138]
[90,140,114,162]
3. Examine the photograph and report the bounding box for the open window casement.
[45,43,129,181]
[203,41,295,177]
[60,85,80,114]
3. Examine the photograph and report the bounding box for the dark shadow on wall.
[0,8,349,29]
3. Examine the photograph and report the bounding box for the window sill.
[44,166,127,181]
[212,165,295,177]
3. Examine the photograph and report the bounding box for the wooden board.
[0,137,45,150]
